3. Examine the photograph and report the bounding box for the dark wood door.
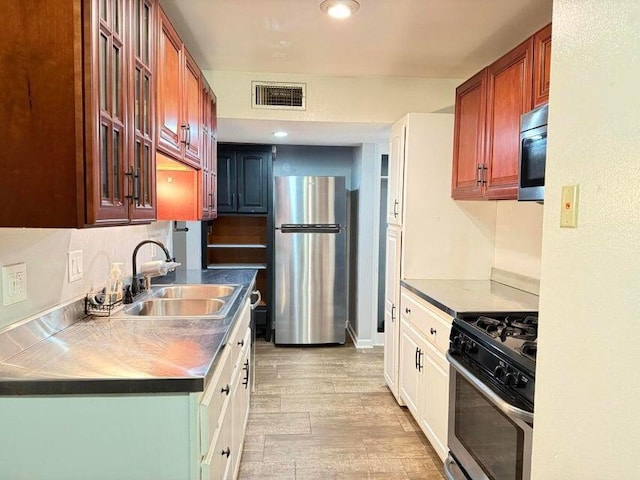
[451,69,488,200]
[209,93,218,218]
[217,148,237,213]
[485,38,533,200]
[533,23,552,108]
[129,0,157,223]
[157,8,182,159]
[183,49,202,167]
[237,150,269,213]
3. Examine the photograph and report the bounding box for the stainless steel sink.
[151,284,238,300]
[122,298,227,317]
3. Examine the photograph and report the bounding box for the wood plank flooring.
[239,336,446,480]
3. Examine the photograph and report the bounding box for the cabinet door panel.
[533,23,552,108]
[183,50,202,166]
[237,152,268,213]
[452,69,487,200]
[387,121,406,225]
[216,149,236,212]
[485,38,533,200]
[157,10,182,158]
[384,227,402,398]
[420,343,450,463]
[399,320,422,418]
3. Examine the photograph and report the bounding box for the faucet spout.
[130,240,174,297]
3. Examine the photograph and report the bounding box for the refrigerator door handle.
[279,225,342,234]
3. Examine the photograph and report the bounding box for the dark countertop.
[401,279,539,317]
[0,269,257,396]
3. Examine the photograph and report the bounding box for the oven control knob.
[452,335,463,350]
[464,341,478,354]
[505,372,524,388]
[493,365,506,379]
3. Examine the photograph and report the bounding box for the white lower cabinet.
[383,226,402,401]
[398,287,451,463]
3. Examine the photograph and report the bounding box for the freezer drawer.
[275,229,346,344]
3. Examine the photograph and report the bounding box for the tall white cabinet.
[382,113,496,463]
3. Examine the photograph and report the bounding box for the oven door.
[445,354,533,480]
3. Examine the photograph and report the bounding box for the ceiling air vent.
[252,81,306,110]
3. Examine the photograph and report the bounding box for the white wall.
[532,2,640,478]
[205,71,462,124]
[0,222,172,329]
[494,201,544,279]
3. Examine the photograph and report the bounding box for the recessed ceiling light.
[320,0,360,19]
[273,131,288,138]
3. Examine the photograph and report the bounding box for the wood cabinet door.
[209,94,218,218]
[387,119,406,225]
[183,49,202,166]
[129,0,157,222]
[419,342,450,463]
[485,38,533,199]
[200,85,211,219]
[236,150,269,213]
[451,70,488,200]
[216,148,237,213]
[383,227,402,399]
[533,23,552,108]
[157,8,182,159]
[89,0,130,224]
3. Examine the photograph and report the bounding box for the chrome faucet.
[130,239,174,298]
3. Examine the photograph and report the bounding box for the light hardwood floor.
[239,335,446,480]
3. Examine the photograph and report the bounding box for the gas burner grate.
[521,341,537,361]
[474,315,538,341]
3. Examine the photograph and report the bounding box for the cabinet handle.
[405,307,411,314]
[237,339,244,347]
[135,167,141,204]
[221,447,231,458]
[187,125,191,146]
[209,192,214,209]
[415,347,419,370]
[393,199,399,217]
[418,349,424,372]
[391,304,396,322]
[220,384,230,396]
[124,166,139,204]
[231,193,235,208]
[430,328,437,335]
[180,124,188,144]
[242,359,250,388]
[476,164,482,186]
[251,290,262,310]
[480,164,487,185]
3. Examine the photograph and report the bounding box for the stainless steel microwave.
[517,104,548,202]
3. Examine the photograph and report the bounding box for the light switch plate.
[68,250,83,282]
[560,184,579,228]
[2,263,28,306]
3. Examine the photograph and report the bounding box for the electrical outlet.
[68,250,83,282]
[2,263,28,306]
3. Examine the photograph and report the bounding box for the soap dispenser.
[105,262,124,303]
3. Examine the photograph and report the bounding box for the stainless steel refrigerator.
[274,176,347,345]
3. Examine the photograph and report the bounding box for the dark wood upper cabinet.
[484,38,533,200]
[452,70,488,200]
[0,0,157,227]
[452,24,550,201]
[199,79,217,221]
[533,23,552,108]
[156,7,201,169]
[217,145,271,214]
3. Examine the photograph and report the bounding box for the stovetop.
[449,312,538,411]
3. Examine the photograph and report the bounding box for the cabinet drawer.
[228,297,251,358]
[201,413,232,480]
[200,346,233,457]
[401,289,452,354]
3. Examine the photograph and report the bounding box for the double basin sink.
[118,284,241,318]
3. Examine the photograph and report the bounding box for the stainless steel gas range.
[445,312,538,480]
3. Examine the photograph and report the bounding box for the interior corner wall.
[494,201,544,279]
[204,70,462,124]
[0,222,172,330]
[532,1,640,478]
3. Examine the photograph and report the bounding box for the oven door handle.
[447,352,534,425]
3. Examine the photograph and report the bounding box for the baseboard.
[347,323,374,349]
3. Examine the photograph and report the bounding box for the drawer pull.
[405,307,411,314]
[221,447,231,458]
[242,359,250,388]
[430,328,437,335]
[238,339,244,347]
[220,384,230,395]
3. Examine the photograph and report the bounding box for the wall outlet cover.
[2,262,28,306]
[68,250,83,283]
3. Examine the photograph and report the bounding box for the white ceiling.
[160,0,553,145]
